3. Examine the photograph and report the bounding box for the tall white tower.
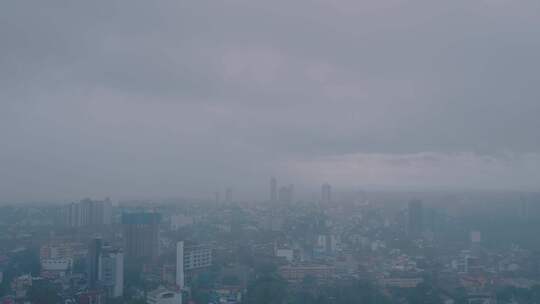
[176,241,184,289]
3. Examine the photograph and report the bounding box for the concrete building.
[147,287,181,304]
[275,248,294,263]
[77,290,105,304]
[122,212,161,261]
[88,237,102,290]
[40,243,73,260]
[63,198,112,227]
[176,241,213,289]
[452,250,482,274]
[175,242,184,289]
[86,238,124,298]
[315,234,339,255]
[183,244,212,270]
[381,277,424,288]
[40,258,72,278]
[40,242,74,278]
[99,248,124,298]
[278,184,294,204]
[64,202,80,227]
[170,214,194,231]
[279,265,335,283]
[12,275,33,299]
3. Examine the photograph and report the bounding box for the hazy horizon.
[2,0,540,203]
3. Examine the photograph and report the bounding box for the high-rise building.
[122,213,161,261]
[99,247,124,298]
[64,202,80,227]
[270,177,277,203]
[321,183,332,205]
[408,200,423,237]
[278,184,294,204]
[183,244,212,270]
[87,239,124,299]
[176,242,184,289]
[63,198,112,227]
[88,237,102,290]
[176,241,212,289]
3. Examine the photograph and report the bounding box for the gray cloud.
[1,0,539,202]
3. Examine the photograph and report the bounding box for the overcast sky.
[1,0,540,202]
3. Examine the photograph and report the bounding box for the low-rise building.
[41,258,72,278]
[147,287,182,304]
[381,277,424,288]
[279,265,335,283]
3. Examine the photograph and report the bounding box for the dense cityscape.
[3,0,540,303]
[1,181,540,304]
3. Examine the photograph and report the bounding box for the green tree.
[405,282,443,304]
[222,274,240,286]
[245,274,288,304]
[325,279,390,304]
[27,280,61,304]
[13,248,41,276]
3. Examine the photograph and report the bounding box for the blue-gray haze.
[1,0,539,202]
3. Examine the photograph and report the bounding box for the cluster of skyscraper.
[63,198,112,227]
[270,178,332,205]
[78,211,213,304]
[321,183,332,205]
[270,177,294,204]
[214,187,234,205]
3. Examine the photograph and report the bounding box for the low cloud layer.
[1,0,539,202]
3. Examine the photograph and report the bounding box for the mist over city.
[1,1,540,304]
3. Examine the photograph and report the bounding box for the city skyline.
[1,0,540,203]
[2,1,540,304]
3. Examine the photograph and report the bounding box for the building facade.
[321,183,332,205]
[147,287,181,304]
[63,198,112,227]
[122,213,161,261]
[99,248,124,298]
[176,241,213,289]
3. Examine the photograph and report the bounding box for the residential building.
[147,287,181,304]
[122,212,161,261]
